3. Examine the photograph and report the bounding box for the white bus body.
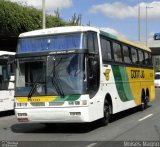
[0,51,15,112]
[15,26,154,125]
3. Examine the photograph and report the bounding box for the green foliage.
[0,0,66,34]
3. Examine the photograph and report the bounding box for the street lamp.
[42,0,46,29]
[146,6,153,46]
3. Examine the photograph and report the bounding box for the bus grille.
[30,102,45,106]
[49,102,65,106]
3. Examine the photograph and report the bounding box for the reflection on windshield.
[16,58,46,96]
[15,54,86,96]
[47,54,85,95]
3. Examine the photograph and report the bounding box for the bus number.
[28,98,41,102]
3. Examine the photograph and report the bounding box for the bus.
[0,51,15,112]
[15,26,155,125]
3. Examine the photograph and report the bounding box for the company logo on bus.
[104,69,111,81]
[131,70,145,79]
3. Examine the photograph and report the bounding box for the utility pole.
[42,0,46,29]
[146,6,153,46]
[138,0,141,42]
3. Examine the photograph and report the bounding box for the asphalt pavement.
[0,89,160,147]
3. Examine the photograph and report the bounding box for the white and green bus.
[15,26,155,125]
[0,51,15,112]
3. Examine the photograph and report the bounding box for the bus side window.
[112,42,122,62]
[138,50,145,65]
[10,63,15,75]
[2,66,9,81]
[131,48,138,64]
[0,66,2,88]
[0,65,9,90]
[93,33,99,52]
[148,53,152,66]
[144,52,152,66]
[100,37,112,63]
[87,32,99,53]
[123,45,131,64]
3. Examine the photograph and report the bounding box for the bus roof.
[0,51,15,56]
[100,30,151,52]
[19,26,99,38]
[19,26,150,52]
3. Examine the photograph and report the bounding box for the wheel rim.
[104,101,110,121]
[141,102,145,110]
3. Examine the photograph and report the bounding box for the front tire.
[100,99,111,126]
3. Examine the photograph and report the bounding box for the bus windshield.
[17,33,86,53]
[15,54,86,96]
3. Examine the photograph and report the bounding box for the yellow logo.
[104,69,111,81]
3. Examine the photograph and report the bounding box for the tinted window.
[88,32,94,52]
[113,42,122,62]
[131,48,138,64]
[148,53,152,66]
[93,33,98,52]
[144,52,151,66]
[0,65,9,90]
[123,45,131,63]
[88,32,98,53]
[138,50,145,65]
[18,33,86,53]
[100,37,112,62]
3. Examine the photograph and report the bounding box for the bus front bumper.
[15,107,91,123]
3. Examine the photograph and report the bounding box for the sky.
[9,0,160,43]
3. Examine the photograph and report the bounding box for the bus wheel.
[100,99,111,126]
[144,95,149,109]
[140,92,148,111]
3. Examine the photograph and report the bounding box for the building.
[148,39,160,72]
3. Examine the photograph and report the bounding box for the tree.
[0,0,66,34]
[68,13,82,26]
[54,8,60,19]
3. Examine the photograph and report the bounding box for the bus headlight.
[16,103,28,107]
[75,101,80,105]
[81,100,87,105]
[68,101,74,105]
[68,100,87,106]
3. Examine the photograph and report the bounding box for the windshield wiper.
[28,73,43,98]
[28,82,37,98]
[52,73,64,98]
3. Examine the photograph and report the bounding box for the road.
[0,89,160,147]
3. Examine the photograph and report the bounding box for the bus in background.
[15,26,155,125]
[0,51,15,112]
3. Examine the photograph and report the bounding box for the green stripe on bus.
[100,31,117,40]
[112,66,133,102]
[54,95,80,102]
[119,66,134,101]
